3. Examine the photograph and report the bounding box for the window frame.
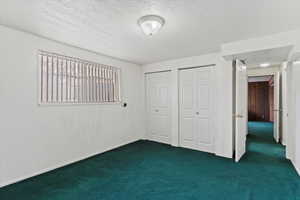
[37,50,122,106]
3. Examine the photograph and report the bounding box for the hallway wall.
[288,62,300,175]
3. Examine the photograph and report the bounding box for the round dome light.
[138,15,165,36]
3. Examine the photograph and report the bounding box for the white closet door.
[179,67,214,153]
[146,72,171,144]
[180,69,196,149]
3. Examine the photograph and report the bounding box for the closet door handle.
[196,112,200,115]
[155,109,159,112]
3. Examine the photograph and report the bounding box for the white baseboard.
[171,143,179,147]
[291,160,300,176]
[0,138,140,188]
[215,152,233,159]
[295,165,300,176]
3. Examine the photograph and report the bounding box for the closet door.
[146,72,171,144]
[179,67,214,153]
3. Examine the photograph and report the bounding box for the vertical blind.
[39,50,121,104]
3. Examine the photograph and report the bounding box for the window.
[39,50,121,104]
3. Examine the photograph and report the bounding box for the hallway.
[247,121,282,160]
[242,122,300,199]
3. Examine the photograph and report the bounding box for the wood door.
[146,72,171,144]
[235,60,248,162]
[248,82,270,121]
[179,67,214,153]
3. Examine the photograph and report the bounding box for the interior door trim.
[178,64,216,71]
[144,70,171,75]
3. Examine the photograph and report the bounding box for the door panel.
[197,118,210,144]
[182,84,194,109]
[181,118,194,142]
[235,60,248,162]
[179,67,214,153]
[146,72,171,144]
[198,85,209,108]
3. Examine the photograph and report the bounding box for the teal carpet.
[1,122,299,200]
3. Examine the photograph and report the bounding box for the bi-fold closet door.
[146,71,171,144]
[179,66,214,153]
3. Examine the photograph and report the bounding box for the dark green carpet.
[1,122,299,200]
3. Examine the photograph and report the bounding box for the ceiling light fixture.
[260,63,271,67]
[138,15,165,36]
[293,60,300,65]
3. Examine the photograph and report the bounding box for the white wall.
[287,62,300,175]
[0,25,145,187]
[143,54,233,159]
[280,63,288,146]
[294,63,300,175]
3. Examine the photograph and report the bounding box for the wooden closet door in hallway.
[248,81,273,122]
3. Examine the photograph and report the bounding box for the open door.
[273,72,280,143]
[235,60,248,162]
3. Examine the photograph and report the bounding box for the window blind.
[39,50,121,104]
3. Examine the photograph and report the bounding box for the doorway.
[246,74,287,162]
[234,60,286,162]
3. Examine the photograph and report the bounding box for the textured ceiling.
[1,0,300,64]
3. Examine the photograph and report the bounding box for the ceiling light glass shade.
[260,63,271,67]
[138,15,165,36]
[293,60,300,64]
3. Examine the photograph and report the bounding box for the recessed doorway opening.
[246,74,285,161]
[234,59,289,163]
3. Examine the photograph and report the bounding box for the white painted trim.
[247,70,279,77]
[0,138,140,188]
[292,161,300,176]
[171,69,179,147]
[296,166,300,176]
[38,102,123,107]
